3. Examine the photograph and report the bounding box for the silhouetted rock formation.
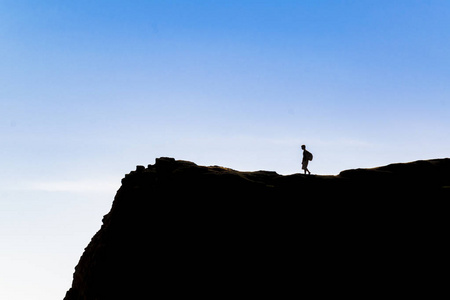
[64,157,449,300]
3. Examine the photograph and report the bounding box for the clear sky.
[1,1,450,299]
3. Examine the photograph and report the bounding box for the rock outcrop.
[64,157,450,299]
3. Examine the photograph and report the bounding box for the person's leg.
[303,161,310,175]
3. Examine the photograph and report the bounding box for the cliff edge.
[64,157,450,299]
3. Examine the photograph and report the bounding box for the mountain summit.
[64,157,449,299]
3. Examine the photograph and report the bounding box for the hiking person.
[301,145,312,175]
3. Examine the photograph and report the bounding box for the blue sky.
[1,1,450,299]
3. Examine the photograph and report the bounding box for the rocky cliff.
[64,157,449,299]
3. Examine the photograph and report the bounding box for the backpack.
[306,151,313,161]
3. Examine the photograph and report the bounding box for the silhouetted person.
[301,145,312,175]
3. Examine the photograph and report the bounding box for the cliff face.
[64,157,450,299]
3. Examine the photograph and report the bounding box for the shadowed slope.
[64,157,449,299]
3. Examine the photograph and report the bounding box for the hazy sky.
[1,1,450,299]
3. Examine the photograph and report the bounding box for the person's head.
[301,145,306,150]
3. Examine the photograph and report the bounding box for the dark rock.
[135,165,145,172]
[64,157,450,299]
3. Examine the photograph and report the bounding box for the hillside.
[64,157,449,299]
